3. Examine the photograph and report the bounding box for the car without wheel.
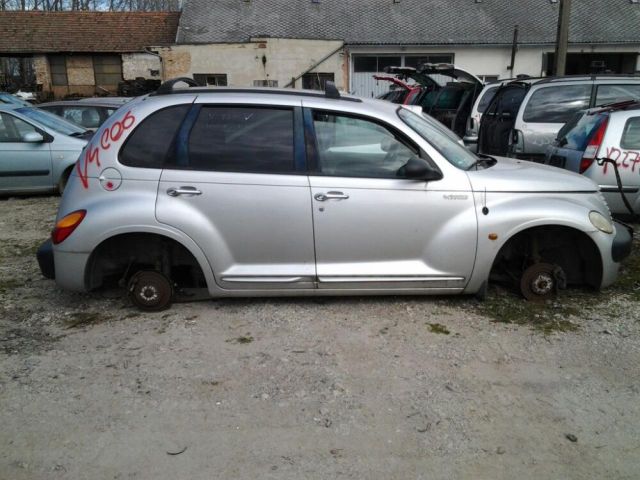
[36,78,632,310]
[0,104,91,195]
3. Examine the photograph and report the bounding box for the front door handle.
[167,186,202,197]
[314,191,349,202]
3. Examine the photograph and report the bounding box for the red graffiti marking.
[77,111,136,189]
[601,146,640,175]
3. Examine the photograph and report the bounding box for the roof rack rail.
[324,81,341,99]
[154,77,199,95]
[150,77,362,103]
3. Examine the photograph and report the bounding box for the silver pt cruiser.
[37,79,632,310]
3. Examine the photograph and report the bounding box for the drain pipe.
[284,43,345,88]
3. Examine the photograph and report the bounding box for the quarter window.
[312,111,418,178]
[595,84,640,106]
[621,117,640,150]
[187,106,295,173]
[523,85,592,123]
[119,105,190,169]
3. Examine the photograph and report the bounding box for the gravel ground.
[1,195,639,480]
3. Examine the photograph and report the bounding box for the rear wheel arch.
[489,224,603,290]
[84,232,210,292]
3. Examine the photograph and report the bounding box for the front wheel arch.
[489,225,603,292]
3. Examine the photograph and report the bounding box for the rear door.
[0,111,52,192]
[305,106,476,292]
[156,100,316,290]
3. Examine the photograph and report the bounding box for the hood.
[467,156,599,193]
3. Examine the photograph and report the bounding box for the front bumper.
[36,239,55,279]
[612,221,633,263]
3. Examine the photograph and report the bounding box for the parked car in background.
[39,97,130,131]
[464,77,532,151]
[383,64,484,138]
[36,79,631,311]
[0,104,90,195]
[545,101,640,215]
[0,92,31,107]
[374,75,422,105]
[478,75,640,161]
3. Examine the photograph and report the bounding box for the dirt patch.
[1,196,639,479]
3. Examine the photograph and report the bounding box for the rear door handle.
[314,191,349,202]
[167,186,202,197]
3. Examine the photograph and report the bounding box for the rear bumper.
[612,221,633,263]
[36,239,55,279]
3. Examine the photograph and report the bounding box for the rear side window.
[187,106,295,173]
[621,117,640,150]
[523,85,592,123]
[595,84,640,106]
[488,86,526,117]
[119,105,190,168]
[477,86,499,113]
[558,113,607,151]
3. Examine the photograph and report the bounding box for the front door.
[306,109,477,291]
[0,112,52,192]
[156,103,316,290]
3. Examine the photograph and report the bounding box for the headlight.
[589,211,614,234]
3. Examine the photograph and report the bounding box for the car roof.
[151,78,365,104]
[40,97,131,107]
[502,74,640,88]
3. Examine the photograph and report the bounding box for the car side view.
[37,78,632,310]
[0,104,90,195]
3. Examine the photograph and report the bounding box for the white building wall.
[159,38,346,89]
[348,44,640,95]
[121,53,162,81]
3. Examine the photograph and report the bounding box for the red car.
[374,75,422,105]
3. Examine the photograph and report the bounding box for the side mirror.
[22,131,44,143]
[401,156,443,181]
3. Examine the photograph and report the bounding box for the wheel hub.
[530,272,554,295]
[139,285,159,302]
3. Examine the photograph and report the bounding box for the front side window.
[523,85,592,123]
[312,111,418,178]
[187,106,294,173]
[621,117,640,150]
[398,108,477,170]
[595,84,640,106]
[0,113,36,142]
[119,105,190,168]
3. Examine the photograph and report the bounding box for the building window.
[253,80,278,87]
[353,56,401,73]
[403,55,454,68]
[193,73,228,86]
[49,56,68,86]
[478,75,500,83]
[93,55,122,86]
[302,73,335,91]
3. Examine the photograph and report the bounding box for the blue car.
[0,105,91,195]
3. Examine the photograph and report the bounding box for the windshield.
[15,107,87,136]
[398,107,478,170]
